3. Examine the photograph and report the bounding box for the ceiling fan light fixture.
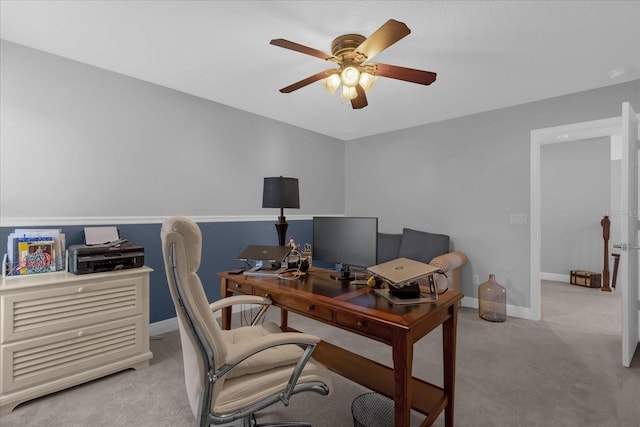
[271,19,437,109]
[340,85,357,100]
[323,73,341,94]
[359,72,377,92]
[340,65,360,87]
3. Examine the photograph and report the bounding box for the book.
[7,233,18,275]
[18,237,56,275]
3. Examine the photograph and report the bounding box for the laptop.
[235,245,292,277]
[235,245,291,262]
[367,257,438,286]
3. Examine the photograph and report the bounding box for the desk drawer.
[228,282,256,296]
[334,312,392,342]
[275,294,333,323]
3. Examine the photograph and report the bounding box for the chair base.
[218,414,311,427]
[255,423,311,427]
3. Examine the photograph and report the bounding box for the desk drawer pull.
[306,305,315,312]
[264,293,271,299]
[235,284,241,289]
[356,321,365,328]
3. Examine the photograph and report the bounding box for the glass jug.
[478,274,506,322]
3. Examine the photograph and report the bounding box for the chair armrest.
[225,332,321,367]
[209,295,272,312]
[430,251,467,293]
[429,250,468,273]
[219,332,324,405]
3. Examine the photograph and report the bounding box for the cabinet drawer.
[275,294,333,323]
[334,312,392,342]
[2,276,145,343]
[1,316,145,394]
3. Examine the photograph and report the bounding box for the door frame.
[530,115,635,321]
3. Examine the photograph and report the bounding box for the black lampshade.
[262,177,300,209]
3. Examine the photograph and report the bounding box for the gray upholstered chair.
[160,216,331,427]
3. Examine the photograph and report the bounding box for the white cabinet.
[0,267,153,414]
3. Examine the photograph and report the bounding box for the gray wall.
[344,79,640,309]
[540,137,611,275]
[2,39,639,316]
[0,40,345,220]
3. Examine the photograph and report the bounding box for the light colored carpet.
[1,281,638,427]
[541,280,621,336]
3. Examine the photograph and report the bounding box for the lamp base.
[274,216,288,247]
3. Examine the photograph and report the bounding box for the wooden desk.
[218,268,462,427]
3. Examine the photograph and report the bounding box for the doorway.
[539,136,620,333]
[531,109,640,367]
[530,116,622,321]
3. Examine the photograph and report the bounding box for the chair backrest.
[160,216,227,421]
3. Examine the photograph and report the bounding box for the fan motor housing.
[331,34,366,58]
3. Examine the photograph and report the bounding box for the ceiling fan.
[270,19,437,110]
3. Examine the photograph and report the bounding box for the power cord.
[437,271,449,295]
[277,248,305,280]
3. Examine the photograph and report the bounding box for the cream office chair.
[160,216,331,427]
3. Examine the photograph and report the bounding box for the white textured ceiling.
[1,1,639,141]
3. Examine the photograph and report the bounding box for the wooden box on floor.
[569,270,601,288]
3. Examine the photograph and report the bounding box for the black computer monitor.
[312,216,378,281]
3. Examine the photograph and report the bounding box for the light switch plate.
[509,213,528,225]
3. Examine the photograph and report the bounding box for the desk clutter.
[231,247,442,305]
[234,238,311,279]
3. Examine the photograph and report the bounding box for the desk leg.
[280,309,289,329]
[442,303,458,427]
[220,277,231,330]
[392,331,413,427]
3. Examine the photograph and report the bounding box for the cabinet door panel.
[2,277,144,342]
[1,316,145,393]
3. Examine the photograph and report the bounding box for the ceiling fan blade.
[279,70,334,93]
[355,19,411,62]
[372,63,437,85]
[351,85,368,109]
[270,38,336,61]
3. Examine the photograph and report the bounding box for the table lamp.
[262,176,300,246]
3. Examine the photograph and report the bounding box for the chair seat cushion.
[214,360,331,414]
[221,321,304,379]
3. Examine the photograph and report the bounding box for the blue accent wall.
[1,219,313,323]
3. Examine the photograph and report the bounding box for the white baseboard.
[541,272,569,283]
[150,317,178,336]
[461,297,537,321]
